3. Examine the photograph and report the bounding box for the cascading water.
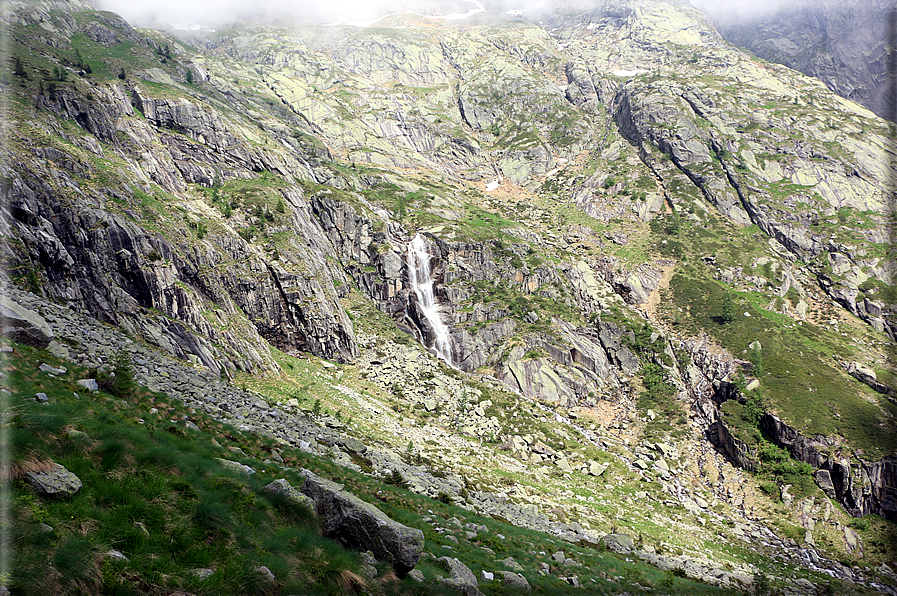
[407,233,453,366]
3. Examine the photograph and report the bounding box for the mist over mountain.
[2,0,896,594]
[697,0,896,122]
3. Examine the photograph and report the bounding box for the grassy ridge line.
[5,340,733,595]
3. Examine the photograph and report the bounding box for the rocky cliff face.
[702,0,896,122]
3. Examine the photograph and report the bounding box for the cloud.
[93,0,497,28]
[689,0,803,22]
[92,0,801,30]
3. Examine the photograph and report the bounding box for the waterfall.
[407,234,453,366]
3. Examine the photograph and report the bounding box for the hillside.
[1,0,896,594]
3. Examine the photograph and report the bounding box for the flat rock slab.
[300,469,424,574]
[27,463,82,499]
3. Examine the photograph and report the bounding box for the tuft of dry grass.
[0,457,56,482]
[337,568,368,593]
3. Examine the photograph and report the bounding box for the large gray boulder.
[299,469,424,574]
[0,297,53,348]
[27,463,82,499]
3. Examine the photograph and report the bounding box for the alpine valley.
[2,0,896,594]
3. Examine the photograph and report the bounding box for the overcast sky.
[93,0,792,29]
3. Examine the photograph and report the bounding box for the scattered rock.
[502,556,524,572]
[39,363,67,375]
[601,533,634,554]
[587,461,609,477]
[215,458,255,475]
[191,568,215,580]
[436,557,484,596]
[256,565,275,582]
[104,549,129,562]
[34,393,49,404]
[76,379,99,391]
[407,569,425,582]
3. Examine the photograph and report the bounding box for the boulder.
[496,570,532,591]
[601,533,634,554]
[26,463,82,499]
[0,297,53,348]
[299,469,424,574]
[436,557,484,596]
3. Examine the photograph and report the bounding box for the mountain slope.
[2,0,896,594]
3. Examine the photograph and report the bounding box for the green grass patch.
[660,273,897,457]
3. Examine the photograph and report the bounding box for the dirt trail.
[642,262,676,326]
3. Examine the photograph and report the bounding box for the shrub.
[384,469,409,488]
[759,481,779,498]
[109,349,136,399]
[720,292,736,323]
[742,389,765,427]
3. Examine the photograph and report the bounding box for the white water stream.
[407,234,453,366]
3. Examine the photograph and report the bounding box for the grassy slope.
[6,339,740,595]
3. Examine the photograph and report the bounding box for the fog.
[690,0,810,22]
[93,0,798,29]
